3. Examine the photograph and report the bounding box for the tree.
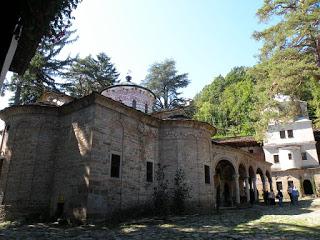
[251,0,320,139]
[253,0,320,66]
[172,169,191,214]
[142,59,190,110]
[153,163,170,216]
[193,67,256,137]
[63,53,119,98]
[6,28,77,105]
[0,0,81,91]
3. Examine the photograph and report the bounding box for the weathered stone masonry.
[0,93,271,221]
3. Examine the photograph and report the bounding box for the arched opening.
[215,160,236,207]
[303,179,314,195]
[238,164,247,203]
[248,166,255,203]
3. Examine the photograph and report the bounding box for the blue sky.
[0,0,266,118]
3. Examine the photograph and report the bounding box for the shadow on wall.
[51,121,92,223]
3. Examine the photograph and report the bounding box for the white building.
[263,99,320,197]
[264,118,319,171]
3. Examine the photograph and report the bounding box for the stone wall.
[0,93,273,221]
[102,86,155,114]
[159,120,215,210]
[86,102,160,218]
[272,168,320,199]
[0,106,58,219]
[50,104,95,221]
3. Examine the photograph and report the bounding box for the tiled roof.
[213,136,261,147]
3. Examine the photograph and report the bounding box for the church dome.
[101,75,156,113]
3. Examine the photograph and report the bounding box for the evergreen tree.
[63,52,119,98]
[253,0,320,66]
[251,0,320,138]
[6,27,77,105]
[0,0,81,91]
[142,59,190,110]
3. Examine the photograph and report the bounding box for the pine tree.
[251,0,320,139]
[7,27,77,105]
[253,0,320,67]
[63,52,119,98]
[142,59,190,110]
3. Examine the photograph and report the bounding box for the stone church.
[0,77,271,221]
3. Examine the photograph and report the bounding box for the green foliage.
[253,0,320,66]
[153,163,170,216]
[172,169,191,214]
[142,59,190,110]
[307,78,320,127]
[251,0,320,139]
[249,49,320,140]
[23,0,81,43]
[192,1,320,141]
[6,29,77,105]
[63,52,119,98]
[193,67,256,137]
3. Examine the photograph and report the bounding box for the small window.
[249,149,254,153]
[276,181,283,191]
[110,154,121,178]
[146,162,153,182]
[287,130,293,138]
[288,153,292,160]
[204,165,210,184]
[273,154,279,163]
[132,100,137,109]
[280,130,286,139]
[145,103,148,113]
[288,180,293,188]
[301,152,307,160]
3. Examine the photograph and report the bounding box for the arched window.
[145,103,148,113]
[132,99,136,109]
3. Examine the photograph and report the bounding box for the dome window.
[132,100,137,109]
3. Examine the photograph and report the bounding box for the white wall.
[263,117,319,171]
[264,119,314,145]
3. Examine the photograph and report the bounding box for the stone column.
[253,177,258,202]
[212,170,216,209]
[245,177,250,203]
[262,178,266,191]
[234,174,240,205]
[269,180,273,191]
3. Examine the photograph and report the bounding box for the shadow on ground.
[0,199,319,239]
[114,199,320,239]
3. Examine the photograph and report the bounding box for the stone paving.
[1,198,320,240]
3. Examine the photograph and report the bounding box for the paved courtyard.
[1,198,320,240]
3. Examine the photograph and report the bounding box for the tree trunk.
[316,35,320,68]
[164,91,168,109]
